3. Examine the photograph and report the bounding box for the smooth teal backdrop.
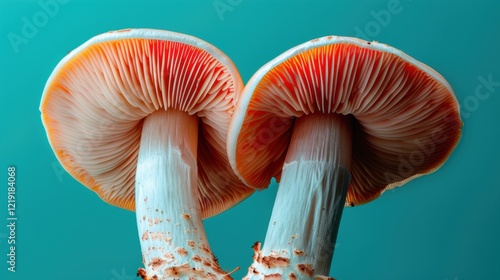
[1,0,499,279]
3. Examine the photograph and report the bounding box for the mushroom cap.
[41,28,253,218]
[228,36,462,206]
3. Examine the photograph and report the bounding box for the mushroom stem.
[135,110,230,279]
[245,113,352,279]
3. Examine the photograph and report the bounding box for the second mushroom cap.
[228,36,462,206]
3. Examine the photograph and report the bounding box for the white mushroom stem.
[245,113,352,280]
[135,110,230,280]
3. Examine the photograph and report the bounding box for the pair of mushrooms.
[41,29,461,279]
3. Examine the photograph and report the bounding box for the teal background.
[1,0,499,279]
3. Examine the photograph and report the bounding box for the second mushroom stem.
[135,109,228,279]
[245,113,352,279]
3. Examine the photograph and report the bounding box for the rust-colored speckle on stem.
[149,257,166,271]
[248,266,259,275]
[141,230,149,241]
[164,236,172,245]
[136,268,158,280]
[249,242,289,268]
[164,263,190,277]
[137,268,147,279]
[297,264,314,277]
[148,218,162,226]
[293,249,305,256]
[191,254,202,262]
[203,260,212,267]
[200,243,212,254]
[251,242,263,262]
[262,256,289,268]
[163,252,175,262]
[263,273,282,279]
[175,247,188,256]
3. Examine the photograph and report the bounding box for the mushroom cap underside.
[228,36,462,206]
[41,29,254,218]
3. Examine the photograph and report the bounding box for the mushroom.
[40,28,253,279]
[227,36,462,279]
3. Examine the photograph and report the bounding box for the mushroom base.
[244,113,352,279]
[135,110,232,279]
